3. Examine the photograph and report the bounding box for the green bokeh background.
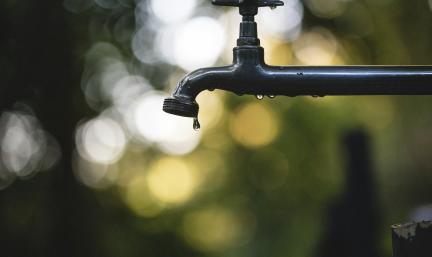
[1,0,432,257]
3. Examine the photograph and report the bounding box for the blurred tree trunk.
[0,1,92,256]
[317,130,381,257]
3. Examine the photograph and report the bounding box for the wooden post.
[392,221,432,257]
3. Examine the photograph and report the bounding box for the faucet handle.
[213,0,284,45]
[212,0,240,7]
[212,0,284,15]
[212,0,284,8]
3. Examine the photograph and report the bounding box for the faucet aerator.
[163,98,199,118]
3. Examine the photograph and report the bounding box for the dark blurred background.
[1,0,432,256]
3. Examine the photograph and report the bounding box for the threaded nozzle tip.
[163,98,199,118]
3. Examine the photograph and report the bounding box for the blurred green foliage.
[1,1,432,257]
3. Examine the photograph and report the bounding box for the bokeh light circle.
[129,91,201,155]
[257,0,304,41]
[181,206,256,252]
[173,17,226,72]
[76,117,127,164]
[230,102,279,148]
[146,157,197,205]
[150,0,197,24]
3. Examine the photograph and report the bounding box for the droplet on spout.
[193,117,201,131]
[268,95,276,99]
[256,95,264,100]
[270,5,277,10]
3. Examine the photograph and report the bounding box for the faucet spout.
[162,46,264,117]
[163,65,236,118]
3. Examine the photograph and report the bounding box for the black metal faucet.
[163,0,432,128]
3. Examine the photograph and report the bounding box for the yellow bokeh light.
[196,91,225,131]
[181,206,255,252]
[262,37,294,66]
[147,157,197,205]
[305,0,347,18]
[230,102,280,148]
[293,28,341,65]
[124,174,164,218]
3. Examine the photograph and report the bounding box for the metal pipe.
[262,65,432,96]
[163,46,432,118]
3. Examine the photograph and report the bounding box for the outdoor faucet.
[163,0,432,129]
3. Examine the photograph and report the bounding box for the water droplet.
[312,95,320,98]
[268,95,276,99]
[256,95,264,100]
[193,118,201,131]
[208,88,215,92]
[270,5,277,10]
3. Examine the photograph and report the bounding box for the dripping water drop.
[193,118,201,131]
[268,95,276,99]
[270,5,277,10]
[256,95,264,100]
